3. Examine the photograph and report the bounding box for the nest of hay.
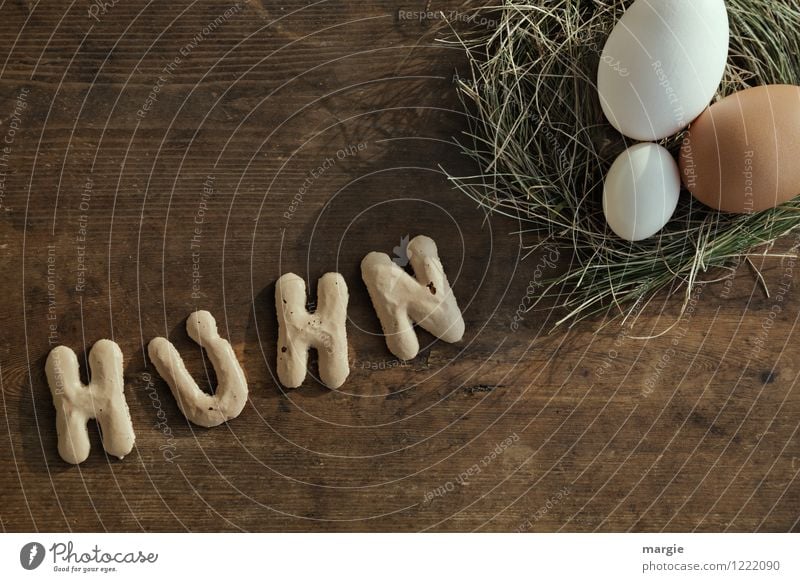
[444,0,800,330]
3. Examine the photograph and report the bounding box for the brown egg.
[679,85,800,213]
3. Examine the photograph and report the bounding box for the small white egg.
[603,143,680,241]
[597,0,729,141]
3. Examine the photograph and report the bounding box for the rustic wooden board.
[0,0,797,532]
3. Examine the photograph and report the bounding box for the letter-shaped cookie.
[361,235,464,360]
[45,340,135,464]
[275,272,349,389]
[148,310,247,427]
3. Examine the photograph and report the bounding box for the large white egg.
[603,143,680,241]
[597,0,729,141]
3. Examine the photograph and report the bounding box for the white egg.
[597,0,729,141]
[603,143,680,241]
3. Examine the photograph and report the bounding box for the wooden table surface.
[1,0,798,532]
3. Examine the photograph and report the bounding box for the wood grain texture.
[0,0,798,532]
